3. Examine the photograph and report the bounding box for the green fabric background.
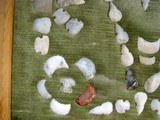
[12,0,160,119]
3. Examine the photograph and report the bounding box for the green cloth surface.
[12,0,160,119]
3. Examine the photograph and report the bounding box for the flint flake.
[34,0,52,12]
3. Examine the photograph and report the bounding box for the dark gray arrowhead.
[125,68,138,90]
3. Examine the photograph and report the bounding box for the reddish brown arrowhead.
[76,84,96,106]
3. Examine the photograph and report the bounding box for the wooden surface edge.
[0,0,14,120]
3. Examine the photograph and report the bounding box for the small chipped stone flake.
[139,55,156,66]
[37,79,52,99]
[141,0,150,11]
[60,78,76,94]
[151,99,160,115]
[105,0,113,2]
[34,0,52,12]
[89,102,113,115]
[144,72,160,93]
[115,23,129,44]
[76,85,96,106]
[53,8,70,25]
[66,18,84,35]
[44,55,69,77]
[109,2,122,22]
[50,99,71,115]
[125,68,138,90]
[57,0,85,7]
[134,92,147,115]
[33,17,51,34]
[34,35,49,55]
[115,99,130,113]
[138,37,160,54]
[121,45,134,67]
[75,57,96,80]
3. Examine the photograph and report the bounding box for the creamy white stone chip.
[141,0,150,11]
[75,57,96,80]
[138,37,160,54]
[60,78,76,93]
[33,17,51,34]
[144,72,160,93]
[134,92,147,115]
[108,2,122,22]
[66,18,84,35]
[57,0,85,7]
[37,79,52,99]
[115,23,129,44]
[121,45,134,67]
[44,55,69,77]
[151,99,160,115]
[89,102,113,115]
[115,99,130,113]
[50,99,71,115]
[139,55,156,65]
[34,35,49,55]
[53,8,70,25]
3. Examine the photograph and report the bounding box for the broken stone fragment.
[108,2,122,22]
[141,0,150,11]
[115,99,130,113]
[134,92,147,115]
[121,45,134,67]
[125,68,138,90]
[34,35,49,55]
[53,8,70,25]
[75,57,96,80]
[144,72,160,93]
[151,99,160,115]
[66,18,84,35]
[33,17,51,34]
[34,0,52,12]
[57,0,85,7]
[115,23,129,44]
[89,102,113,115]
[139,55,156,66]
[44,55,69,77]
